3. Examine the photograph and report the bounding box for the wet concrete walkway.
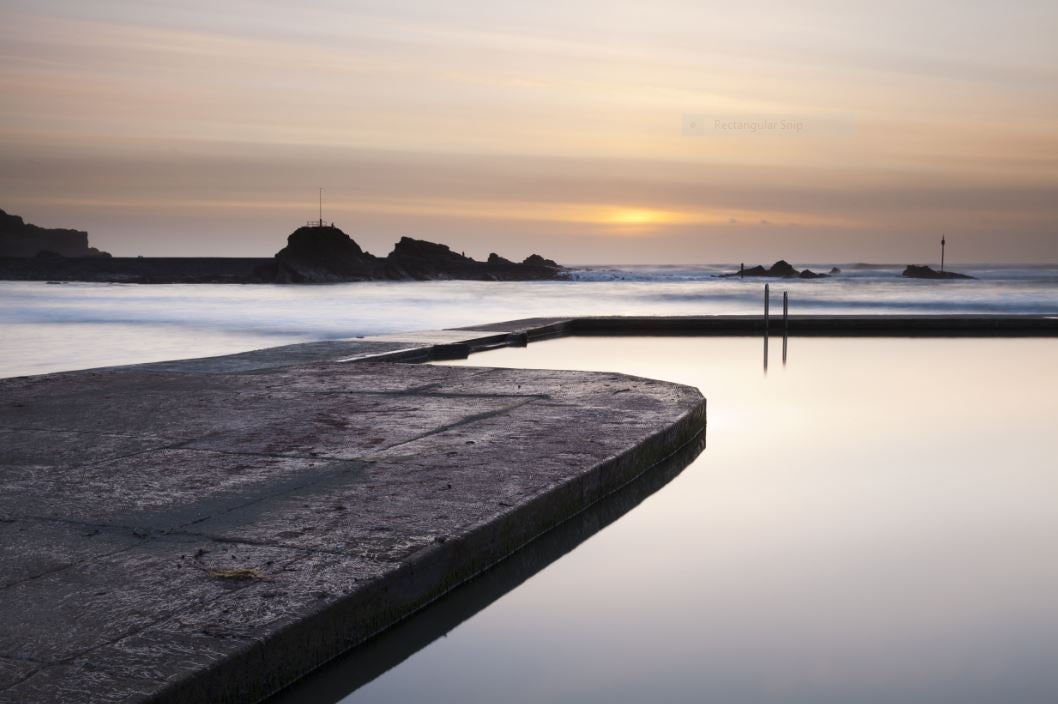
[0,326,706,704]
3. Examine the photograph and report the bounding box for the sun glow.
[609,208,655,225]
[607,209,660,225]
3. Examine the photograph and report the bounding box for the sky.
[1,0,1056,263]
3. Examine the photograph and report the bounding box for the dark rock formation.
[259,225,384,283]
[0,219,565,284]
[257,227,566,283]
[0,209,110,258]
[384,237,564,281]
[902,265,974,280]
[829,267,842,275]
[767,260,799,277]
[720,260,829,279]
[523,254,561,269]
[385,236,477,280]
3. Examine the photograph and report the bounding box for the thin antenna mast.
[319,188,323,227]
[941,235,946,272]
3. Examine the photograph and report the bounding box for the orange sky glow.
[1,1,1056,262]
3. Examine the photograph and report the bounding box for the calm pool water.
[279,336,1058,703]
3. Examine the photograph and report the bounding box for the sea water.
[1,264,1056,378]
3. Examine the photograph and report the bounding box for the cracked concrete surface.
[0,337,706,704]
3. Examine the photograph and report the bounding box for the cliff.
[0,209,110,258]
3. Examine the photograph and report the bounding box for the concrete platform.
[0,335,706,703]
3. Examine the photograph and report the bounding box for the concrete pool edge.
[156,401,708,704]
[65,314,1056,378]
[0,326,706,704]
[265,428,711,704]
[453,314,1058,339]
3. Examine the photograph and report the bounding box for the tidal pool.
[274,336,1058,704]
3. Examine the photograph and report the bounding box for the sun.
[609,208,655,225]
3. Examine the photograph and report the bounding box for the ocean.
[2,263,1056,378]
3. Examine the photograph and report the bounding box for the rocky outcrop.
[902,265,974,280]
[720,260,829,279]
[522,254,561,269]
[0,217,565,284]
[799,269,828,279]
[257,227,566,283]
[258,225,384,283]
[385,237,476,280]
[0,209,110,258]
[384,237,564,281]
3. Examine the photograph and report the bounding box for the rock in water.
[902,265,974,280]
[386,237,565,280]
[256,227,566,283]
[522,254,561,269]
[386,236,477,279]
[719,260,829,278]
[768,260,798,277]
[263,225,383,283]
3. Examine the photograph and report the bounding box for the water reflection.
[762,317,790,372]
[763,287,791,373]
[763,328,769,374]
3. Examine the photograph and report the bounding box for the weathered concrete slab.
[124,339,431,374]
[360,329,510,345]
[0,353,705,704]
[74,330,518,378]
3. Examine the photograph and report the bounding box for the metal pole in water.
[763,284,770,373]
[941,235,946,273]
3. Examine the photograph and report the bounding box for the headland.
[0,210,565,283]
